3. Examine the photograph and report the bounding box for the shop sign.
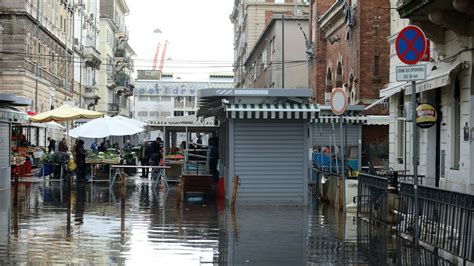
[416,103,437,128]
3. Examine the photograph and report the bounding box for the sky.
[126,0,235,81]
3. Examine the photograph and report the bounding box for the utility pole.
[281,13,285,88]
[34,0,40,112]
[78,3,84,108]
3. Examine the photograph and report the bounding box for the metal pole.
[34,0,40,112]
[340,116,345,214]
[411,80,419,246]
[281,13,285,88]
[79,6,83,108]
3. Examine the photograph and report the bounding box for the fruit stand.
[165,147,184,181]
[86,151,121,180]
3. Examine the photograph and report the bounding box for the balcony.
[108,103,119,113]
[84,46,101,70]
[83,85,100,107]
[396,0,473,42]
[114,47,126,58]
[115,72,128,87]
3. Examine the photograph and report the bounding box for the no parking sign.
[395,25,427,65]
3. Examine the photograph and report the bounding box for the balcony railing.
[84,46,101,69]
[114,48,126,58]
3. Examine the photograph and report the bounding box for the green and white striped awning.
[224,103,319,120]
[313,115,367,124]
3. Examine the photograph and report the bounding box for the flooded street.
[0,179,451,265]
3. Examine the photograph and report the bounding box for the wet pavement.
[0,178,452,265]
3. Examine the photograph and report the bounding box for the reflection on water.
[0,180,451,265]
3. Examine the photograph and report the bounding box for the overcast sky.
[126,0,234,80]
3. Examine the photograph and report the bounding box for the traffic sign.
[330,88,348,115]
[396,65,426,81]
[396,26,427,65]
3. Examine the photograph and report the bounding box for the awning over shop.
[380,61,467,98]
[224,103,319,120]
[149,115,218,128]
[312,105,366,124]
[313,115,367,124]
[0,107,28,123]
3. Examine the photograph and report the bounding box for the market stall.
[197,88,320,205]
[69,116,145,181]
[148,115,219,194]
[0,93,31,191]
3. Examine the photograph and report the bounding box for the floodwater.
[0,178,452,265]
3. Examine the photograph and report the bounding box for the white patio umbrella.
[112,115,148,128]
[69,117,144,138]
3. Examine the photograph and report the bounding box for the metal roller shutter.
[311,123,360,147]
[234,120,306,204]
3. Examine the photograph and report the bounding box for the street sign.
[396,26,427,65]
[330,88,347,115]
[396,65,426,81]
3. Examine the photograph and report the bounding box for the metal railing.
[398,182,474,262]
[356,173,388,225]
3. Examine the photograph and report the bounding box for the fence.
[398,182,474,262]
[356,173,388,224]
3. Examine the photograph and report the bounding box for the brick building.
[308,0,391,165]
[309,0,390,108]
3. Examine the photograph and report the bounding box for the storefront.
[0,93,31,191]
[197,88,319,205]
[382,60,473,193]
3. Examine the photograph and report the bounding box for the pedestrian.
[209,136,219,183]
[98,141,107,152]
[105,140,111,149]
[150,137,162,166]
[90,139,99,152]
[124,139,133,153]
[47,137,56,153]
[58,137,68,152]
[72,139,79,158]
[139,140,151,178]
[75,139,87,182]
[150,137,162,180]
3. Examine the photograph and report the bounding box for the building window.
[373,55,380,81]
[174,111,184,117]
[326,68,333,93]
[138,111,148,117]
[270,36,276,54]
[262,48,268,69]
[452,78,461,169]
[397,93,405,161]
[335,62,343,88]
[275,0,284,4]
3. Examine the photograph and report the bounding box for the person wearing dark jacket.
[75,140,87,182]
[47,137,56,153]
[58,138,68,152]
[150,137,162,166]
[139,140,151,178]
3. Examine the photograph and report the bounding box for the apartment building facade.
[230,0,309,88]
[97,0,134,117]
[134,72,234,123]
[73,0,101,110]
[0,0,75,112]
[383,0,474,193]
[242,16,309,88]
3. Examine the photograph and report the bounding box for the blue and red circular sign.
[396,26,427,65]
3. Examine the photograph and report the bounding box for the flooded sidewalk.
[0,179,451,265]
